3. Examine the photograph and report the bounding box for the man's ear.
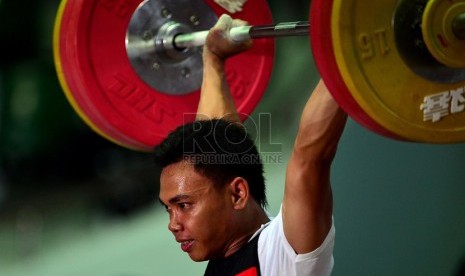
[228,177,249,210]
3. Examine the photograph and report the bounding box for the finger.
[214,14,233,32]
[231,18,249,28]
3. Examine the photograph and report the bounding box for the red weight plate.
[309,0,404,141]
[54,0,274,152]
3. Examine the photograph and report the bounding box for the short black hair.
[153,119,267,208]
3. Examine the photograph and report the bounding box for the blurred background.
[1,0,464,275]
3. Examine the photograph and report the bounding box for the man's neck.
[223,203,270,258]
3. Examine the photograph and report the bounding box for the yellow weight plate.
[422,0,465,68]
[331,0,465,143]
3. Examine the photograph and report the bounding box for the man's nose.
[168,214,182,232]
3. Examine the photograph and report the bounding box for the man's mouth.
[180,240,194,252]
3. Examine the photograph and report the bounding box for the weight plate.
[53,0,274,151]
[309,0,403,141]
[330,0,465,143]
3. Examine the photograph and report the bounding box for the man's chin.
[188,253,208,262]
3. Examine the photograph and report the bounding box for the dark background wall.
[0,0,464,275]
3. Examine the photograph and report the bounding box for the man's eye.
[179,203,191,209]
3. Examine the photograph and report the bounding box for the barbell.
[53,0,465,152]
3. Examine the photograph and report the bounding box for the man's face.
[159,161,235,261]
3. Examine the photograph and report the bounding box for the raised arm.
[196,15,252,122]
[283,80,347,253]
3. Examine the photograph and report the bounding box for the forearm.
[196,54,241,122]
[292,80,347,163]
[195,14,251,123]
[282,80,346,253]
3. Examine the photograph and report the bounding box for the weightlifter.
[154,14,347,275]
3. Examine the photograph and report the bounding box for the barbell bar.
[54,0,465,151]
[172,21,310,49]
[169,13,465,51]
